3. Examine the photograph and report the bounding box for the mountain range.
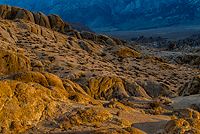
[0,0,200,32]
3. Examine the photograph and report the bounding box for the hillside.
[1,0,200,31]
[0,5,200,134]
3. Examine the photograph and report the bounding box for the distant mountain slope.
[68,22,95,33]
[1,0,200,31]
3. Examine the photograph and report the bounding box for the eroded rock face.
[31,11,51,28]
[48,14,72,34]
[178,75,200,96]
[15,9,35,23]
[172,108,200,119]
[123,80,151,99]
[6,71,65,90]
[80,31,97,41]
[140,81,173,98]
[0,5,12,19]
[82,76,129,100]
[158,118,200,134]
[0,49,31,75]
[0,72,102,133]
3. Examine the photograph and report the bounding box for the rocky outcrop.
[139,81,173,98]
[123,80,151,99]
[6,71,65,89]
[82,76,129,100]
[0,5,22,20]
[0,49,31,75]
[191,102,200,112]
[0,5,76,37]
[157,118,200,134]
[112,46,143,58]
[172,108,200,119]
[0,71,103,133]
[80,31,97,41]
[178,75,200,96]
[48,14,72,34]
[31,11,51,28]
[15,9,35,23]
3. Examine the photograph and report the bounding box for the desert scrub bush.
[149,99,163,110]
[120,98,135,109]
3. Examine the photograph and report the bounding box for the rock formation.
[0,4,199,134]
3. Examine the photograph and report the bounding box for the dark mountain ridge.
[0,0,200,32]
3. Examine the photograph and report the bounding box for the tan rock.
[82,76,129,100]
[80,31,97,41]
[184,129,200,134]
[15,9,35,23]
[0,49,31,75]
[172,108,200,119]
[106,38,117,46]
[191,102,200,112]
[111,46,143,58]
[123,80,151,99]
[31,11,51,28]
[140,81,172,98]
[178,75,200,96]
[6,71,65,90]
[0,5,12,19]
[125,127,147,134]
[48,14,72,34]
[62,79,89,97]
[161,119,190,134]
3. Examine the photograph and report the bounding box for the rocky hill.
[0,5,200,134]
[1,0,200,31]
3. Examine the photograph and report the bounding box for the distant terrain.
[1,0,200,31]
[101,24,200,41]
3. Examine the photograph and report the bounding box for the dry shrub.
[149,99,163,110]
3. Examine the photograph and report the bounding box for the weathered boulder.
[0,26,16,44]
[106,38,117,46]
[0,5,12,19]
[80,31,97,41]
[111,46,143,58]
[160,119,190,134]
[123,80,151,99]
[191,102,200,112]
[0,49,31,75]
[6,71,65,90]
[82,76,129,100]
[140,81,172,98]
[31,11,51,28]
[15,9,35,23]
[64,107,112,124]
[48,14,72,34]
[62,79,89,97]
[0,77,102,133]
[178,75,200,96]
[172,108,200,119]
[124,127,147,134]
[78,40,102,54]
[157,118,200,134]
[184,129,200,134]
[0,5,22,20]
[186,119,200,130]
